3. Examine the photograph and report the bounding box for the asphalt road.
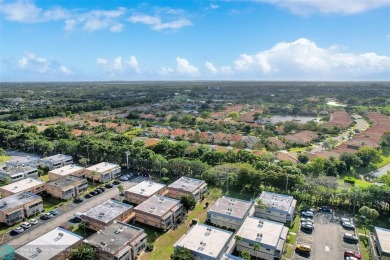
[5,176,145,249]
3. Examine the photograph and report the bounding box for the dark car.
[40,213,53,220]
[85,193,92,198]
[94,189,102,194]
[90,191,98,196]
[49,209,59,216]
[113,180,121,185]
[301,224,314,233]
[105,183,114,188]
[73,197,84,203]
[320,206,332,213]
[99,187,105,192]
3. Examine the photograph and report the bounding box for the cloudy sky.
[1,0,390,81]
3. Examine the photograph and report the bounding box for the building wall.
[83,210,135,231]
[45,180,87,200]
[125,189,167,205]
[134,205,183,230]
[207,212,243,231]
[40,158,73,170]
[168,185,207,201]
[0,198,43,225]
[85,167,121,183]
[254,207,291,224]
[236,239,283,260]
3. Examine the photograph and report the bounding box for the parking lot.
[294,211,360,260]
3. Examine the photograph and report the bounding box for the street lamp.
[285,173,289,193]
[125,151,130,170]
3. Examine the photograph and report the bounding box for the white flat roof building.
[174,223,233,260]
[168,177,207,200]
[255,191,296,223]
[48,165,85,180]
[86,162,120,173]
[125,180,167,204]
[374,227,390,258]
[6,156,40,168]
[40,154,73,170]
[14,227,82,260]
[0,178,45,197]
[0,166,38,183]
[235,216,288,260]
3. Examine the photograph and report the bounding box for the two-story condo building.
[0,178,45,198]
[235,216,288,260]
[48,165,86,181]
[254,191,297,224]
[6,156,39,169]
[84,222,147,260]
[45,176,88,200]
[167,177,207,200]
[14,227,82,260]
[174,223,234,260]
[133,195,183,231]
[370,227,390,260]
[0,192,43,226]
[125,181,167,205]
[81,199,135,231]
[207,196,253,231]
[39,154,73,170]
[0,166,38,183]
[85,162,121,183]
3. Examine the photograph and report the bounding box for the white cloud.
[233,38,390,78]
[205,61,234,75]
[255,0,390,15]
[210,3,220,9]
[17,52,72,75]
[96,55,140,74]
[0,0,42,23]
[129,8,192,31]
[176,57,199,76]
[158,66,174,76]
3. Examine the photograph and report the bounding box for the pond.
[266,115,321,124]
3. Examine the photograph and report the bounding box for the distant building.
[85,162,121,183]
[174,223,233,260]
[133,195,183,230]
[39,154,73,170]
[45,176,88,200]
[370,227,390,260]
[84,222,147,260]
[48,165,86,181]
[0,166,38,183]
[5,156,40,169]
[14,227,82,260]
[207,196,253,231]
[254,191,297,224]
[125,180,167,205]
[82,200,135,231]
[167,177,207,200]
[0,178,45,198]
[0,192,43,226]
[235,216,288,260]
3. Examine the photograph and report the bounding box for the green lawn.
[43,196,64,211]
[289,147,310,153]
[354,179,372,188]
[39,175,50,182]
[376,152,390,168]
[140,198,214,260]
[358,235,371,260]
[290,215,301,233]
[0,156,10,164]
[283,244,294,260]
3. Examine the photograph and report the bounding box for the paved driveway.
[294,211,360,260]
[4,176,145,248]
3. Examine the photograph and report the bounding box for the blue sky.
[0,0,390,81]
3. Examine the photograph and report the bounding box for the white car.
[342,221,356,230]
[341,217,350,224]
[120,176,128,181]
[301,218,314,224]
[21,222,31,229]
[13,227,24,234]
[301,211,314,218]
[28,218,38,225]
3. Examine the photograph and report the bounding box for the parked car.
[120,176,129,181]
[301,221,315,228]
[12,227,24,234]
[105,183,114,188]
[301,211,314,218]
[343,233,359,243]
[28,218,38,225]
[74,212,83,222]
[345,257,358,260]
[98,187,105,192]
[90,191,98,196]
[123,174,131,179]
[21,222,31,229]
[140,172,149,178]
[344,250,361,259]
[113,180,121,185]
[301,224,314,233]
[300,218,314,225]
[295,244,311,253]
[94,189,102,194]
[85,193,92,199]
[73,197,84,203]
[341,217,350,224]
[40,213,53,220]
[320,206,332,213]
[342,221,356,230]
[49,209,59,216]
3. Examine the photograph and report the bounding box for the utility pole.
[352,189,359,217]
[125,151,130,170]
[285,173,289,193]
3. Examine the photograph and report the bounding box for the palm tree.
[234,235,243,242]
[255,198,267,210]
[90,171,97,186]
[117,184,125,201]
[79,221,89,236]
[253,242,261,253]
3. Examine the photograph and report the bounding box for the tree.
[359,206,379,235]
[356,147,382,167]
[255,198,267,210]
[0,148,6,160]
[298,154,309,164]
[180,195,196,212]
[253,242,261,252]
[90,171,97,186]
[381,132,390,147]
[69,244,95,260]
[340,152,362,170]
[240,250,251,260]
[117,184,125,201]
[79,157,89,167]
[78,221,90,236]
[170,247,194,260]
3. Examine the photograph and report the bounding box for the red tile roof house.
[242,136,259,149]
[213,132,229,144]
[170,129,188,140]
[275,152,300,164]
[211,112,226,120]
[229,134,243,145]
[199,132,213,143]
[139,113,157,121]
[284,130,319,146]
[266,137,286,149]
[185,129,197,141]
